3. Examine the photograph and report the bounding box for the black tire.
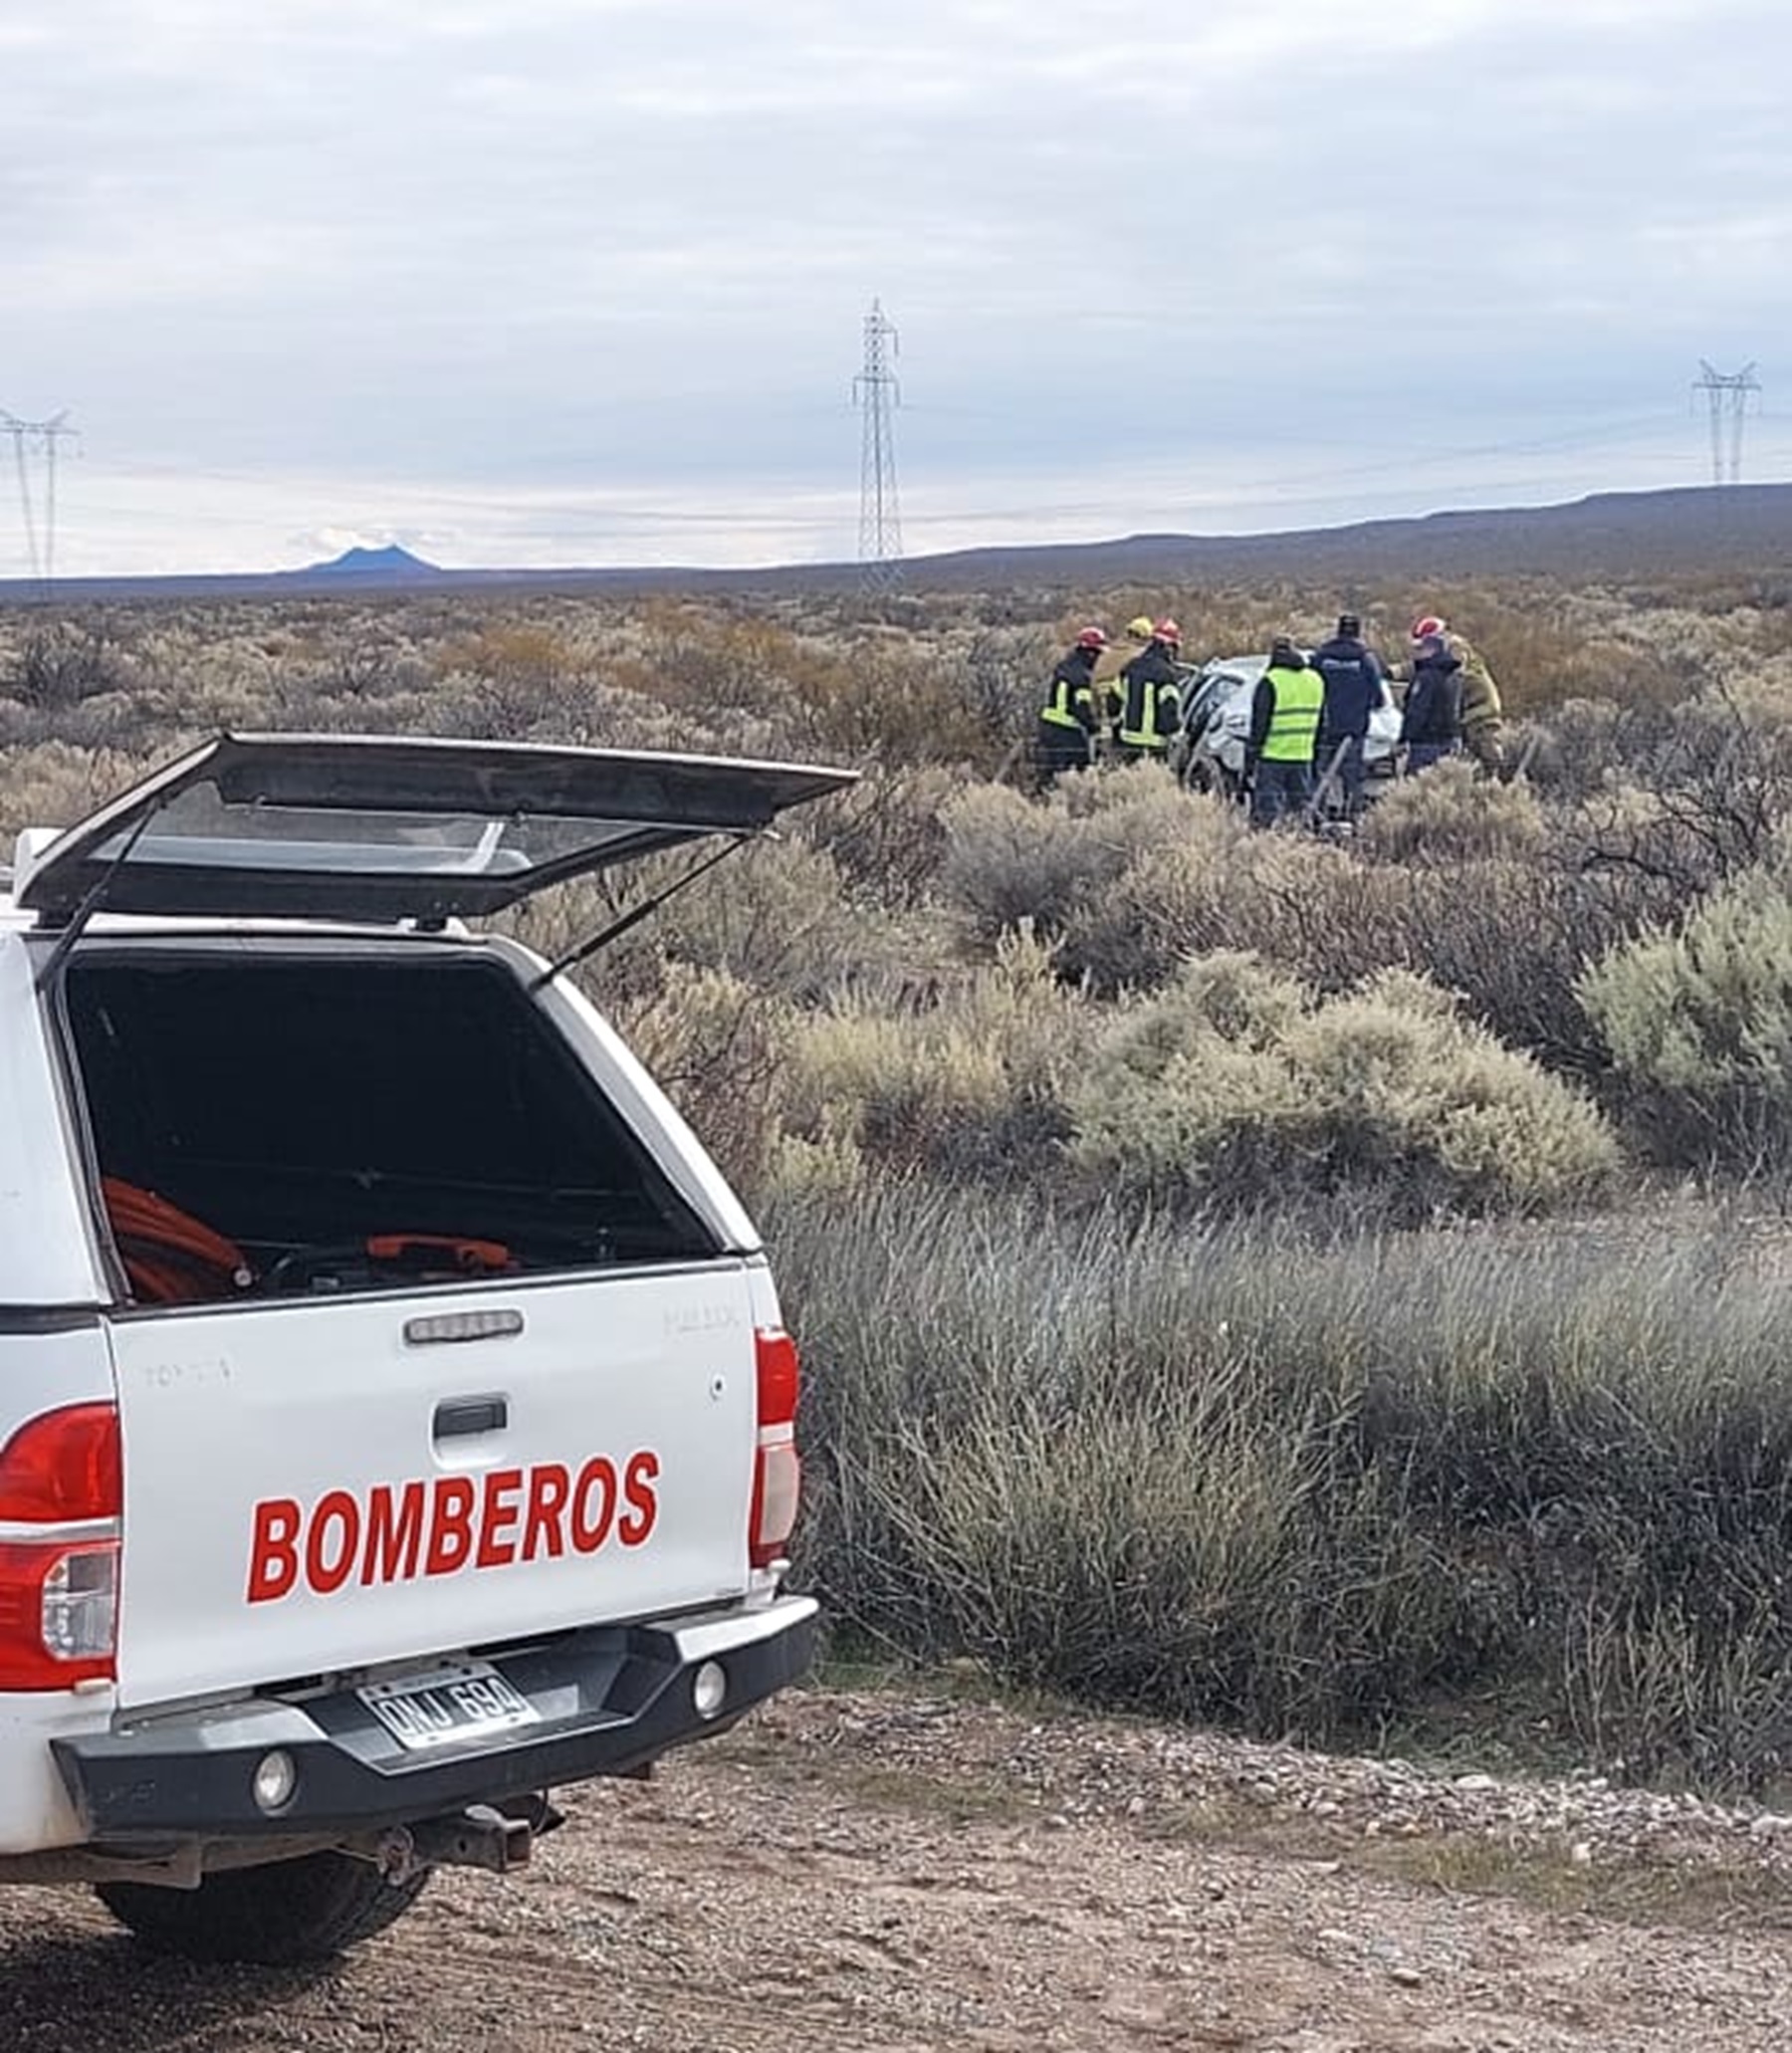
[96,1851,431,1964]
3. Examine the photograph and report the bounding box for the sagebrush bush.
[775,927,1079,1184]
[604,959,797,1192]
[939,765,1208,950]
[1357,758,1546,865]
[1068,956,1618,1222]
[1051,803,1312,995]
[0,739,160,841]
[1579,851,1792,1173]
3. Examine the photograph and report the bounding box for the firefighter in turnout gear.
[1245,637,1323,826]
[1116,618,1184,762]
[1089,614,1155,756]
[1035,625,1107,783]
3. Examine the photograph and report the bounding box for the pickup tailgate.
[106,1266,759,1711]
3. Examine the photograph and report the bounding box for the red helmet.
[1153,617,1182,646]
[1075,625,1107,650]
[1410,614,1447,642]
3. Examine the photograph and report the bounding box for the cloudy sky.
[1,0,1787,575]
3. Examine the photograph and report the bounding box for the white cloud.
[0,0,1785,572]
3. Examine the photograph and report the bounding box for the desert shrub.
[1356,758,1547,864]
[939,766,1229,952]
[1068,956,1619,1223]
[960,625,1054,752]
[1572,686,1792,896]
[780,1178,1792,1784]
[655,834,943,1004]
[1267,851,1664,1079]
[775,927,1079,1184]
[1579,853,1792,1174]
[1,624,136,712]
[0,740,158,842]
[1049,798,1299,994]
[799,766,962,911]
[603,958,797,1193]
[784,1184,1467,1734]
[1515,695,1632,800]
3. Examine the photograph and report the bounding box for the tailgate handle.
[434,1397,508,1441]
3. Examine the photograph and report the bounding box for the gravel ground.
[5,1683,1792,2051]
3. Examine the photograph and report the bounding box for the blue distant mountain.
[297,544,444,581]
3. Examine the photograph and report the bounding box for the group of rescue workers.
[1036,609,1506,829]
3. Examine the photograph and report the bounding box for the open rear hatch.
[29,734,853,1713]
[15,730,857,926]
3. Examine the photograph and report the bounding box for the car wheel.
[96,1851,432,1964]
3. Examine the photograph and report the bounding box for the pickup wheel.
[96,1851,431,1964]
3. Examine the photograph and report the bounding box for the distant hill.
[5,484,1791,606]
[291,544,445,583]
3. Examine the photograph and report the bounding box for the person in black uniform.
[1114,618,1184,764]
[1035,626,1107,784]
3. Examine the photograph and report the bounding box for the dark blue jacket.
[1311,634,1385,740]
[1401,651,1462,748]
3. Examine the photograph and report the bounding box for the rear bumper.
[51,1595,817,1848]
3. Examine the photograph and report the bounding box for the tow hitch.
[374,1801,550,1882]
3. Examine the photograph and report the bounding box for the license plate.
[358,1659,541,1753]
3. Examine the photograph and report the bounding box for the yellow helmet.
[1125,614,1154,640]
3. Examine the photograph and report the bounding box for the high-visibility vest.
[1259,665,1323,763]
[1040,657,1094,730]
[1118,653,1178,750]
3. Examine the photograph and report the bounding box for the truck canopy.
[14,732,858,926]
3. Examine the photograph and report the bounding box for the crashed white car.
[1173,655,1402,798]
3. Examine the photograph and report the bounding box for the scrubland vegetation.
[8,571,1792,1789]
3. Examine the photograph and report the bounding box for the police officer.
[1310,612,1386,818]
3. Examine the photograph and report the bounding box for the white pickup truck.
[0,731,853,1963]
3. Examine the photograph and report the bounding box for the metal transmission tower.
[1,409,75,587]
[1691,361,1760,484]
[853,299,902,589]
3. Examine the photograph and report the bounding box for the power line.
[1690,360,1760,485]
[852,299,902,592]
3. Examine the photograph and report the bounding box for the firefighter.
[1411,614,1505,777]
[1244,636,1322,825]
[1115,617,1184,763]
[1034,625,1107,784]
[1090,614,1155,756]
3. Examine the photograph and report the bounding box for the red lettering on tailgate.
[245,1451,664,1602]
[306,1489,361,1595]
[475,1468,524,1569]
[426,1477,477,1576]
[569,1458,617,1553]
[619,1450,660,1546]
[522,1462,570,1562]
[247,1497,302,1603]
[361,1481,426,1585]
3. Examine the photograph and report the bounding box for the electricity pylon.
[1691,361,1759,485]
[853,300,902,591]
[1,409,75,588]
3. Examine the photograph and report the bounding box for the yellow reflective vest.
[1259,664,1322,763]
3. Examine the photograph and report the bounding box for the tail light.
[749,1329,800,1570]
[0,1404,121,1691]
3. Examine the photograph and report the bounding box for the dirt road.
[4,1685,1791,2051]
